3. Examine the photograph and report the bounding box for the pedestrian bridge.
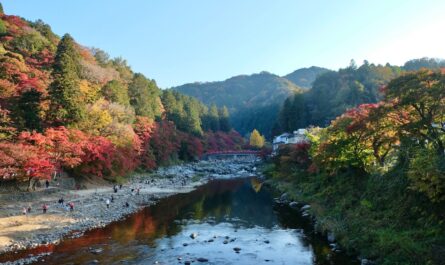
[201,150,261,160]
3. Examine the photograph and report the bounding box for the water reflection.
[18,178,357,264]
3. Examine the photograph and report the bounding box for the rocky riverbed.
[0,157,260,265]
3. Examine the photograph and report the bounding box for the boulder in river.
[89,248,103,254]
[289,201,299,209]
[280,193,289,202]
[197,257,209,262]
[327,232,336,243]
[301,204,311,211]
[190,232,198,239]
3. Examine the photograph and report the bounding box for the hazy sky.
[3,0,445,88]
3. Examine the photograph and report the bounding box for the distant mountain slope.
[283,66,330,89]
[173,71,302,137]
[403,57,445,71]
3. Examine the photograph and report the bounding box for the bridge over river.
[201,150,261,160]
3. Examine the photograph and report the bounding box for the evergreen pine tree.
[209,104,219,131]
[48,34,85,125]
[17,89,42,131]
[218,106,231,132]
[101,80,130,106]
[128,73,161,119]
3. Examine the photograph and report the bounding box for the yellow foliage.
[76,99,112,135]
[79,79,101,104]
[249,129,265,148]
[104,123,137,147]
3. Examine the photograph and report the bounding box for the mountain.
[283,66,331,89]
[275,58,445,136]
[402,57,445,71]
[173,71,302,137]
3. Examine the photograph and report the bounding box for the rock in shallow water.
[89,248,103,254]
[289,201,299,209]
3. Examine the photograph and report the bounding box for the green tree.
[48,34,85,126]
[0,20,6,36]
[184,99,203,136]
[249,129,265,148]
[278,93,308,134]
[385,70,445,155]
[208,104,219,131]
[101,80,130,106]
[91,47,110,66]
[29,19,58,44]
[128,73,161,119]
[218,106,231,132]
[408,147,445,202]
[17,89,42,131]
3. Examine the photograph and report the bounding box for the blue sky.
[3,0,445,88]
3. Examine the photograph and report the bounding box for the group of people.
[130,187,140,195]
[113,184,123,193]
[22,205,32,215]
[108,185,132,208]
[21,184,134,216]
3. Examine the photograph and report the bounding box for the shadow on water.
[1,177,359,265]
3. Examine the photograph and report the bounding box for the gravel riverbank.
[0,157,261,264]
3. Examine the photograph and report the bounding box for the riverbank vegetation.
[267,69,445,264]
[0,6,247,189]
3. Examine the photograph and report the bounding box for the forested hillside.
[276,58,445,135]
[173,71,302,137]
[268,69,445,264]
[0,6,245,188]
[283,66,330,89]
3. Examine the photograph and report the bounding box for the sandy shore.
[0,158,260,264]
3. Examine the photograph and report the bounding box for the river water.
[6,177,359,265]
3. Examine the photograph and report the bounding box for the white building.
[272,129,308,155]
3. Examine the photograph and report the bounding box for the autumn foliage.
[0,10,246,186]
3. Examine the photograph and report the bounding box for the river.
[2,177,358,265]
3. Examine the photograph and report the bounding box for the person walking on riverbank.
[22,207,27,215]
[27,205,32,213]
[106,199,110,208]
[111,195,114,203]
[58,197,64,206]
[45,180,49,189]
[69,202,74,211]
[42,204,48,213]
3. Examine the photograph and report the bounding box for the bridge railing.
[201,150,261,160]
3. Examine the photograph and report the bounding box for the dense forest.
[173,71,303,138]
[268,69,445,264]
[275,58,445,135]
[175,58,445,139]
[283,66,330,89]
[0,6,246,188]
